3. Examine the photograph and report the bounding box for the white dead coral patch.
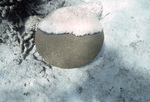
[38,2,103,36]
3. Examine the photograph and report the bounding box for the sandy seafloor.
[0,0,150,102]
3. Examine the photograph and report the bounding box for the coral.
[38,2,103,36]
[0,0,37,17]
[0,0,39,27]
[0,0,67,65]
[0,19,18,44]
[0,0,21,18]
[0,0,66,20]
[16,16,41,59]
[0,17,38,59]
[0,0,42,59]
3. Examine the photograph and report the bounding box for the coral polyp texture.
[0,0,67,18]
[38,1,103,36]
[0,0,28,17]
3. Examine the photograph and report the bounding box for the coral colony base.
[35,29,104,68]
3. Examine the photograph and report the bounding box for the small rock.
[35,29,104,68]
